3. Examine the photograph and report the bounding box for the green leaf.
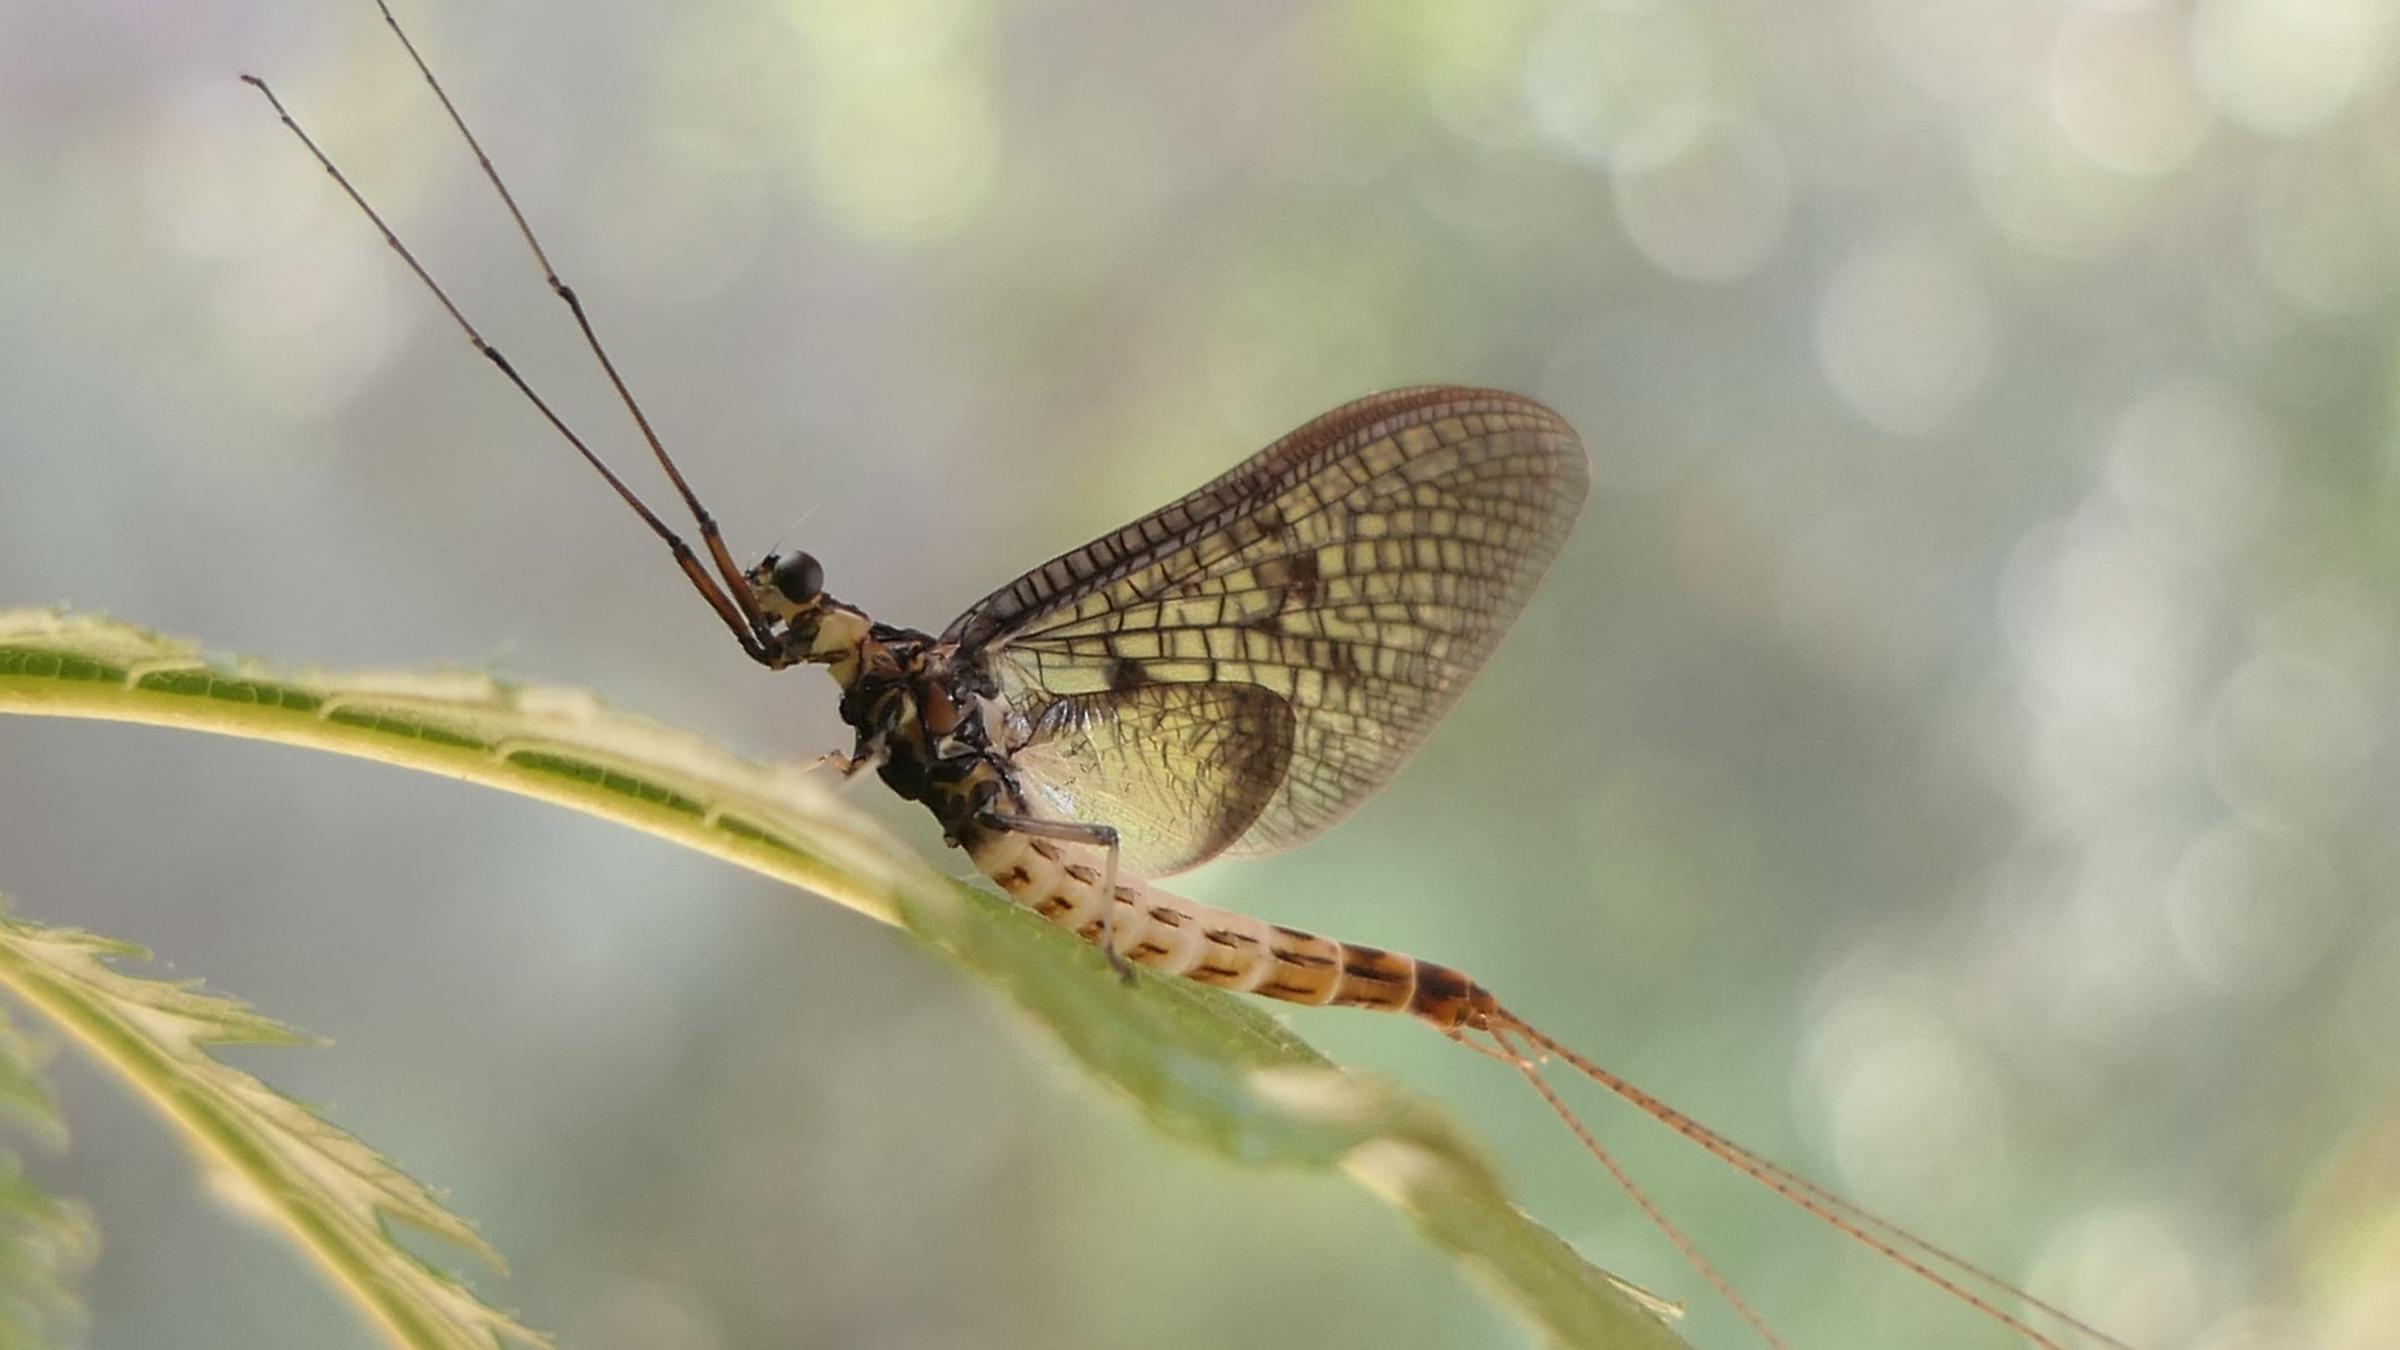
[0,1001,97,1346]
[0,607,1691,1350]
[0,899,546,1350]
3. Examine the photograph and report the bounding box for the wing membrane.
[1008,683,1295,875]
[952,386,1589,870]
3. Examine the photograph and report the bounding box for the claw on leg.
[805,747,884,788]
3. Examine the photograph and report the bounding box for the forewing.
[1007,683,1295,876]
[951,386,1589,867]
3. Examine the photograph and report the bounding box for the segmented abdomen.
[970,830,1495,1031]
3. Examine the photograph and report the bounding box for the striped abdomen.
[969,830,1496,1031]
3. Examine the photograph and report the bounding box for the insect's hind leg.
[977,810,1133,982]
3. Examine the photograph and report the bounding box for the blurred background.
[3,0,2397,1346]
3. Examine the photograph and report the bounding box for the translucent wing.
[1008,683,1295,875]
[950,386,1589,871]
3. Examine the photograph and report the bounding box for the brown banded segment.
[1185,921,1270,989]
[978,829,1488,1023]
[1405,959,1495,1030]
[1328,942,1419,1013]
[1255,926,1345,1004]
[1268,927,1337,969]
[1256,972,1337,1003]
[1270,926,1343,965]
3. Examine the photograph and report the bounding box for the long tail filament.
[1475,1008,2132,1350]
[1451,1024,1790,1347]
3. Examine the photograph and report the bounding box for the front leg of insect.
[810,748,886,791]
[839,739,886,781]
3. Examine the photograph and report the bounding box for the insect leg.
[800,748,886,786]
[977,811,1134,983]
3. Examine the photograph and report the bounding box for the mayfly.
[244,7,2132,1347]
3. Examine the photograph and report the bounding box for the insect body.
[747,386,1581,1028]
[742,499,1508,1023]
[243,7,2135,1347]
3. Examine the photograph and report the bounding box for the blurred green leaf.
[0,1001,95,1347]
[0,898,540,1349]
[0,608,1691,1349]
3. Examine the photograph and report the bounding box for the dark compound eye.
[771,550,824,603]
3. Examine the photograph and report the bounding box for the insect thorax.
[802,616,1016,846]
